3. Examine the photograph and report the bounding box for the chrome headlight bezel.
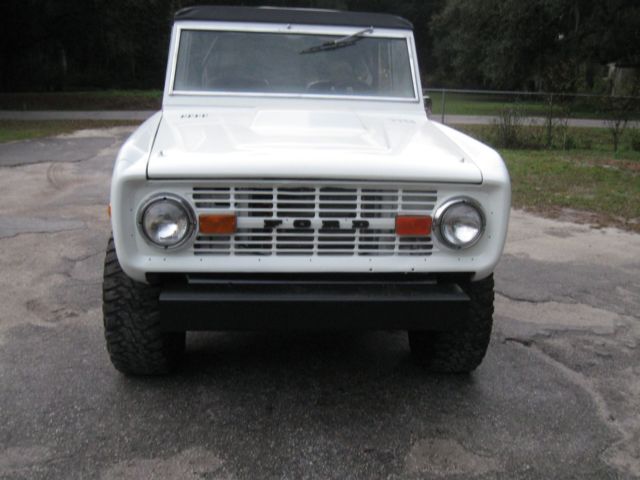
[433,197,486,250]
[136,193,197,250]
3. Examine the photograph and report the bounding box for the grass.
[429,92,549,116]
[0,90,162,111]
[454,124,640,231]
[427,91,638,120]
[0,120,141,143]
[502,150,639,231]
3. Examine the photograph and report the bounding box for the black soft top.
[174,5,413,30]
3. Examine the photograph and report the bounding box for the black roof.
[174,6,413,30]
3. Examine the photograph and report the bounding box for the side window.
[390,40,414,97]
[175,31,222,90]
[378,42,393,93]
[174,32,194,90]
[378,40,413,97]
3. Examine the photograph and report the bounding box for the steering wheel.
[306,80,371,94]
[203,74,270,91]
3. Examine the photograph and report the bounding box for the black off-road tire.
[408,275,494,373]
[102,236,185,375]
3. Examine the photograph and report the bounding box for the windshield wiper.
[299,27,374,55]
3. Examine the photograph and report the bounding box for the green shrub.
[563,135,577,150]
[491,107,525,148]
[490,107,544,149]
[631,129,640,152]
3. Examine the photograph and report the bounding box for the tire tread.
[409,275,494,373]
[102,236,184,375]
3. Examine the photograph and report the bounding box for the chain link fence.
[422,88,640,151]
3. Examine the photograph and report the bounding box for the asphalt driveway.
[0,128,639,479]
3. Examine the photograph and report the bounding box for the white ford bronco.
[104,6,511,375]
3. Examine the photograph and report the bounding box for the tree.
[430,0,640,91]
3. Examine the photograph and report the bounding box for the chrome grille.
[192,184,437,257]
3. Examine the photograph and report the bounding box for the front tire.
[408,275,494,373]
[102,236,185,375]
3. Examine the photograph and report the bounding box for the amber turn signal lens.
[395,216,432,236]
[199,214,237,235]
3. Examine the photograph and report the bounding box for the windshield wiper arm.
[299,27,374,54]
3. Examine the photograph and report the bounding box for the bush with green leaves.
[490,107,542,149]
[631,129,640,152]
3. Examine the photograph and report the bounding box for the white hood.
[147,107,482,183]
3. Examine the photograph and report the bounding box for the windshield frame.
[166,21,421,104]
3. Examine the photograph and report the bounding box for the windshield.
[173,30,416,99]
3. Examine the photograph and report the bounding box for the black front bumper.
[157,274,471,332]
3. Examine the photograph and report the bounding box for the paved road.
[1,109,635,128]
[1,128,639,479]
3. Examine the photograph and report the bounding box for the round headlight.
[435,198,485,249]
[138,195,195,249]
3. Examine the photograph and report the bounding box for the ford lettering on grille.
[264,219,371,230]
[191,183,437,257]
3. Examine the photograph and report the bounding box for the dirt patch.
[518,206,640,233]
[101,447,228,480]
[405,438,501,476]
